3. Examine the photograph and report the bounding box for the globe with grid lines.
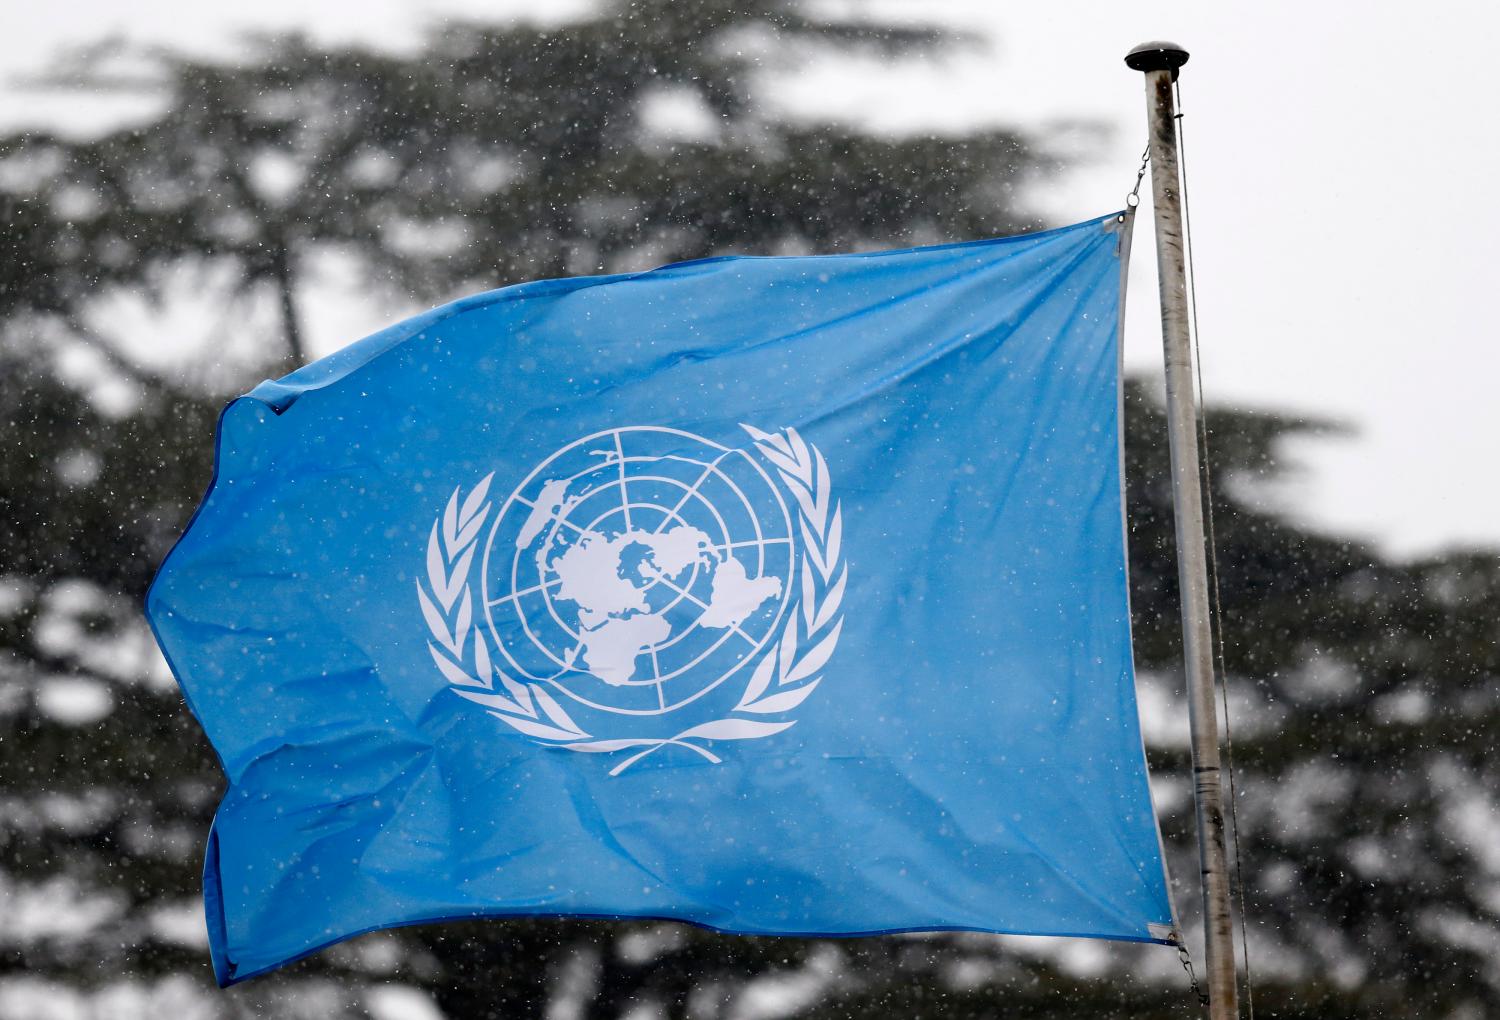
[481,427,795,717]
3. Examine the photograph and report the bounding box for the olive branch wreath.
[417,425,845,776]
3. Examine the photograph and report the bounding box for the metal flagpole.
[1124,41,1240,1020]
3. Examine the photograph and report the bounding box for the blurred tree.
[3,2,1498,1019]
[2,1,1032,382]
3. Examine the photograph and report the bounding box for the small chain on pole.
[1127,142,1151,211]
[1178,944,1211,1008]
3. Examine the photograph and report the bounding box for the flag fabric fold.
[147,212,1176,985]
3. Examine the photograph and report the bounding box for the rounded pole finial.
[1125,41,1189,77]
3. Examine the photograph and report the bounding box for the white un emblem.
[418,425,846,774]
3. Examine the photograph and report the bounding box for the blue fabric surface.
[147,212,1175,985]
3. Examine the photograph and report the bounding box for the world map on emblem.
[482,427,796,716]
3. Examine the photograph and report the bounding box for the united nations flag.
[148,212,1176,985]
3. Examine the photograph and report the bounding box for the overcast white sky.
[6,1,1497,559]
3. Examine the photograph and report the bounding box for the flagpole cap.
[1124,41,1189,78]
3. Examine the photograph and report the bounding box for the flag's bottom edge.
[210,906,1177,987]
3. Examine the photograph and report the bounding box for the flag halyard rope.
[1122,132,1216,1018]
[1175,77,1257,1020]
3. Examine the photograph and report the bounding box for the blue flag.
[148,212,1176,985]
